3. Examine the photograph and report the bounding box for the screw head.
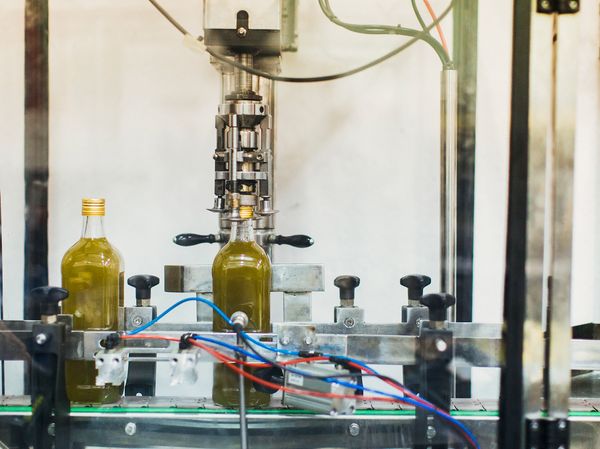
[47,423,56,436]
[531,420,539,430]
[124,422,137,436]
[348,422,360,437]
[435,338,448,353]
[558,419,567,430]
[303,336,313,345]
[132,316,143,327]
[237,27,247,37]
[427,425,437,439]
[280,336,290,346]
[343,317,356,328]
[35,333,48,345]
[568,0,578,10]
[540,0,551,9]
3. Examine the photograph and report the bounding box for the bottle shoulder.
[213,241,271,267]
[62,238,123,268]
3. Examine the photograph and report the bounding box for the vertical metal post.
[500,1,579,448]
[452,0,478,398]
[0,194,4,395]
[545,9,579,421]
[440,69,458,316]
[236,334,249,449]
[452,0,478,322]
[499,1,533,447]
[24,0,50,320]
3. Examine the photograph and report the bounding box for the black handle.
[333,275,360,300]
[127,275,160,300]
[173,233,218,246]
[400,274,432,301]
[420,293,455,322]
[270,234,314,248]
[30,286,69,316]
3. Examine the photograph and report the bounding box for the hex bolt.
[124,422,137,436]
[303,336,313,345]
[280,336,290,346]
[132,316,143,327]
[427,425,437,440]
[435,338,448,353]
[35,333,48,346]
[343,317,356,328]
[348,422,360,437]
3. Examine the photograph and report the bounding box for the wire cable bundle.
[121,296,480,449]
[145,0,454,82]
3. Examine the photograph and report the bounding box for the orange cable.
[422,0,449,54]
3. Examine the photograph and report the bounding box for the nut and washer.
[35,333,48,345]
[124,422,137,436]
[435,338,448,353]
[427,425,437,439]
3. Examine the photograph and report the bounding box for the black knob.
[269,234,314,248]
[420,293,455,322]
[400,274,432,301]
[334,275,360,300]
[173,234,218,246]
[127,275,160,301]
[30,286,69,316]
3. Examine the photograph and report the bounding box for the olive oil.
[212,216,271,407]
[61,198,124,403]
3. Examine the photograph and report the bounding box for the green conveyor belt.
[0,405,598,417]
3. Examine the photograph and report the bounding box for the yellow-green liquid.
[212,239,271,407]
[61,237,124,404]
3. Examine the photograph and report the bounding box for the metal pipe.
[440,69,458,320]
[237,333,249,449]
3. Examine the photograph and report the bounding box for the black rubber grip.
[420,293,456,322]
[173,234,217,246]
[127,275,160,300]
[270,234,314,248]
[30,286,69,316]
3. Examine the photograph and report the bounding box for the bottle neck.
[229,219,254,243]
[81,216,106,239]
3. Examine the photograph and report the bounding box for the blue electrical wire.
[126,297,232,335]
[128,296,480,448]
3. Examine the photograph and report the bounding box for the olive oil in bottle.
[212,209,271,407]
[61,198,124,403]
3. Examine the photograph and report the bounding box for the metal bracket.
[415,327,453,449]
[525,418,569,449]
[29,322,70,449]
[537,0,579,14]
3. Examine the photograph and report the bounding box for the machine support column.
[440,69,458,313]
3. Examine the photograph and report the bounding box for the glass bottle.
[61,198,124,403]
[212,210,271,407]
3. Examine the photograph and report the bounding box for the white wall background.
[0,0,599,397]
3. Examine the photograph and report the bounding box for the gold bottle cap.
[81,198,105,216]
